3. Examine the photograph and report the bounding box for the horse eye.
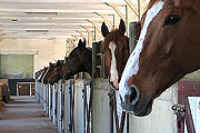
[164,15,181,25]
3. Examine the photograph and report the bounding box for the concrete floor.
[0,96,58,133]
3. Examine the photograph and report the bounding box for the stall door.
[178,81,200,133]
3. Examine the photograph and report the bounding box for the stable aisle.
[0,96,58,133]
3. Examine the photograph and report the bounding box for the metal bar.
[16,83,19,96]
[112,14,115,29]
[185,98,196,133]
[124,0,139,19]
[119,112,126,133]
[125,5,129,35]
[138,0,141,20]
[95,12,113,28]
[105,3,125,21]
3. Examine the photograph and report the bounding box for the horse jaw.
[109,42,119,89]
[119,0,165,115]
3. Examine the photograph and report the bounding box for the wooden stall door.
[178,81,200,133]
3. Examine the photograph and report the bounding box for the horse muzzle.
[120,85,154,116]
[120,85,140,114]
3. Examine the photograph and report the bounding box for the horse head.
[38,67,48,83]
[42,62,56,84]
[101,19,129,90]
[47,60,64,85]
[62,39,92,79]
[119,0,200,116]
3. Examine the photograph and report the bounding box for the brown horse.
[47,39,92,83]
[42,62,57,84]
[119,0,200,116]
[101,19,129,90]
[35,69,44,80]
[63,39,92,79]
[46,60,64,85]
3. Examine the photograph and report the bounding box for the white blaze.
[119,1,165,101]
[37,70,45,80]
[109,42,119,82]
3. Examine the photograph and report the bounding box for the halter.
[108,76,119,90]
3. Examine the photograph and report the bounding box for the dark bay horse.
[42,62,57,84]
[46,60,64,85]
[119,0,200,116]
[63,39,92,79]
[35,69,44,80]
[37,67,48,83]
[101,19,130,90]
[47,39,92,83]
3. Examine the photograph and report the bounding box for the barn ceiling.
[0,0,147,39]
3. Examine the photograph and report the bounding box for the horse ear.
[78,39,86,47]
[78,39,83,47]
[64,57,68,63]
[56,60,61,66]
[49,62,53,67]
[101,22,109,37]
[119,19,126,35]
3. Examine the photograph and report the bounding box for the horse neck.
[81,49,92,75]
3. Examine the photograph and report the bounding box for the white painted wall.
[0,38,66,75]
[129,83,178,133]
[129,71,200,133]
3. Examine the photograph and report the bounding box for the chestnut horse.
[47,39,92,83]
[119,0,200,116]
[101,19,129,90]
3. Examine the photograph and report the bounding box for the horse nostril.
[128,85,140,105]
[129,86,137,102]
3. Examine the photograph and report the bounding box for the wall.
[0,38,66,76]
[129,71,200,133]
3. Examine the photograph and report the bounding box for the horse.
[101,19,130,90]
[46,60,64,85]
[47,39,92,83]
[35,69,44,80]
[37,67,48,83]
[119,0,200,117]
[42,62,57,84]
[63,39,92,79]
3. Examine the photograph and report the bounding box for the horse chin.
[122,98,153,117]
[134,100,153,117]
